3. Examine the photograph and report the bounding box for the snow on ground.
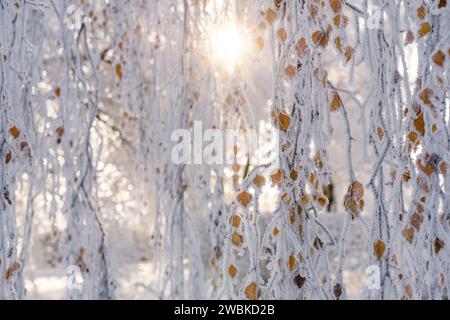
[24,212,368,300]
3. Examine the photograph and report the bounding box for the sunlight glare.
[210,24,246,73]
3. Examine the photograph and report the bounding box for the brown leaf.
[417,6,426,20]
[244,282,258,300]
[329,0,342,13]
[374,240,386,261]
[278,112,291,131]
[350,181,364,198]
[277,27,287,43]
[231,232,243,247]
[432,50,445,68]
[295,37,308,57]
[228,265,238,278]
[271,169,283,185]
[330,92,342,112]
[9,126,21,139]
[54,87,61,97]
[265,8,277,24]
[115,63,123,79]
[312,31,328,48]
[284,64,297,78]
[435,238,444,254]
[405,284,413,299]
[403,227,414,243]
[344,46,354,62]
[253,175,266,189]
[294,275,306,289]
[237,191,252,208]
[5,151,12,164]
[333,283,342,299]
[405,31,415,44]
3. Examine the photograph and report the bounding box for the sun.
[210,23,247,73]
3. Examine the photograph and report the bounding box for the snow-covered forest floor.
[24,213,368,300]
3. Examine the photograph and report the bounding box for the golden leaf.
[278,112,291,131]
[413,113,425,136]
[273,227,280,237]
[115,63,123,79]
[377,127,384,141]
[228,265,238,278]
[290,170,298,181]
[288,255,296,271]
[329,0,341,13]
[230,215,241,228]
[417,6,426,20]
[418,22,431,38]
[374,240,386,261]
